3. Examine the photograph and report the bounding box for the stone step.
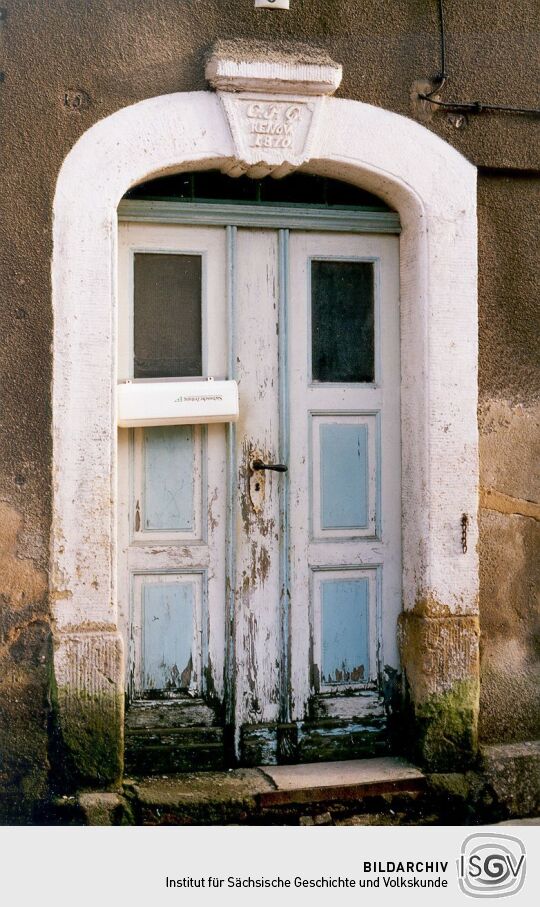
[126,769,273,825]
[124,757,428,825]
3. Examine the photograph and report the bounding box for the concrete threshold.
[257,757,425,807]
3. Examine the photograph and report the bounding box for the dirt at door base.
[124,690,390,775]
[124,697,226,775]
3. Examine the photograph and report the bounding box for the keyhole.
[255,482,261,492]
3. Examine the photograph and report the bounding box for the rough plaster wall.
[478,175,540,405]
[0,504,49,821]
[478,175,540,744]
[0,0,538,814]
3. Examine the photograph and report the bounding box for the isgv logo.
[458,833,526,898]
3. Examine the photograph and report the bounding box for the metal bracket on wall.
[461,513,468,554]
[255,1,290,9]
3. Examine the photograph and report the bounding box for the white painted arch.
[51,90,478,760]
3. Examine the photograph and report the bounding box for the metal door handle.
[251,459,288,472]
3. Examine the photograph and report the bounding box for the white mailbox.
[117,379,239,427]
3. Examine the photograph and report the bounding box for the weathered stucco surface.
[52,632,124,787]
[478,401,540,744]
[476,173,540,745]
[399,604,480,771]
[0,1,538,819]
[478,177,540,405]
[0,503,49,822]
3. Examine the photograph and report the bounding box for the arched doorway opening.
[51,88,478,785]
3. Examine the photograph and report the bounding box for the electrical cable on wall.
[419,0,540,116]
[422,0,447,99]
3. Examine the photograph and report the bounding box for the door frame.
[117,205,401,731]
[51,89,479,782]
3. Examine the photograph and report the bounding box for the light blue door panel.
[320,423,368,529]
[321,578,369,683]
[142,582,194,690]
[143,426,194,530]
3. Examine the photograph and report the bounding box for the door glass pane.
[134,253,202,378]
[311,260,374,382]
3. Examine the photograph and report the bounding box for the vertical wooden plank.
[234,228,281,726]
[225,225,238,726]
[143,426,194,530]
[278,228,291,724]
[320,423,368,529]
[321,578,369,684]
[142,582,194,690]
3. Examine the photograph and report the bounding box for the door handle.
[251,459,288,473]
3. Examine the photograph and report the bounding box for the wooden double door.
[118,216,401,736]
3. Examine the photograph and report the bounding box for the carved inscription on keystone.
[220,93,318,171]
[246,101,302,149]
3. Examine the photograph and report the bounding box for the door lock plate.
[249,450,266,513]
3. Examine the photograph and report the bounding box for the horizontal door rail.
[118,200,401,234]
